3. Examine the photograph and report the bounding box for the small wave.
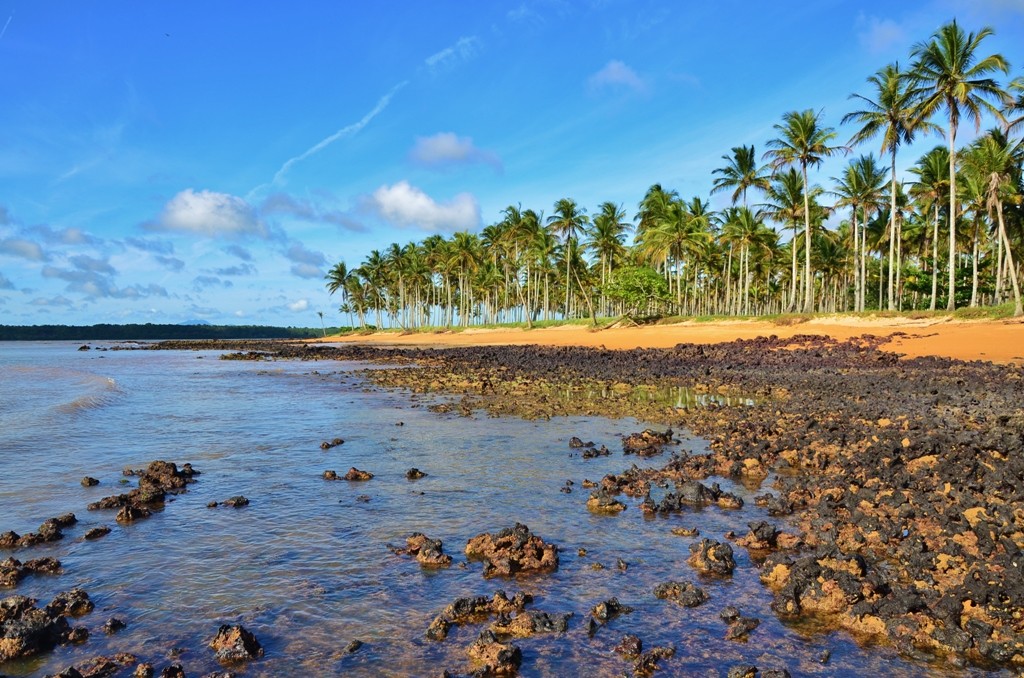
[56,374,123,414]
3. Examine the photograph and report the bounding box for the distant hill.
[0,323,348,341]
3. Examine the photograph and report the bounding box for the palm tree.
[760,168,808,311]
[324,261,353,329]
[547,198,590,318]
[765,109,846,312]
[907,146,951,310]
[711,145,771,207]
[965,130,1023,316]
[1004,75,1024,135]
[844,63,939,310]
[831,155,887,311]
[588,201,632,315]
[909,19,1010,310]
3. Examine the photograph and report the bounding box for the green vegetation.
[326,19,1023,329]
[0,324,351,341]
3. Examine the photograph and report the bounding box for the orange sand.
[316,316,1024,365]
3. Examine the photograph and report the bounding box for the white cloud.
[410,133,502,172]
[425,36,481,72]
[149,189,267,239]
[288,299,310,312]
[588,60,647,94]
[855,14,907,55]
[0,237,47,261]
[365,181,479,232]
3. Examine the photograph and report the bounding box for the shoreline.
[312,316,1024,364]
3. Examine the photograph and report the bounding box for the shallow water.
[0,342,1004,676]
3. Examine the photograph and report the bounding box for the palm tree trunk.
[888,153,897,310]
[802,164,813,313]
[788,224,798,312]
[996,199,1023,316]
[970,222,979,308]
[930,204,939,311]
[947,121,958,311]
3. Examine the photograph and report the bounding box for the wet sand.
[316,316,1024,364]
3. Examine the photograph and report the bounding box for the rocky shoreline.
[151,335,1024,671]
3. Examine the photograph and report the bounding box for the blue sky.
[1,0,1021,326]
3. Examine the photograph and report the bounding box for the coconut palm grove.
[325,20,1024,330]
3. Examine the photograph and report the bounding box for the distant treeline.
[0,324,353,341]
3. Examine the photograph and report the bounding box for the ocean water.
[0,342,1001,677]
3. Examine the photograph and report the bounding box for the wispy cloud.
[363,181,479,233]
[424,36,481,72]
[0,14,12,42]
[0,271,14,290]
[587,60,647,94]
[283,241,327,279]
[855,14,908,55]
[263,82,408,191]
[260,192,368,233]
[223,244,253,261]
[0,237,47,261]
[409,132,502,172]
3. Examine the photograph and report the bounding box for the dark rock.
[209,624,263,663]
[634,646,674,675]
[0,594,71,661]
[390,533,452,568]
[65,626,88,644]
[47,589,93,617]
[725,616,760,640]
[323,470,338,480]
[81,477,100,487]
[726,665,757,678]
[343,467,373,481]
[221,496,249,508]
[102,617,126,634]
[115,505,151,523]
[586,489,626,513]
[465,523,558,578]
[467,629,521,675]
[614,634,642,658]
[345,639,362,653]
[590,597,632,622]
[84,527,111,540]
[653,581,708,608]
[405,468,427,480]
[160,664,185,678]
[320,438,344,450]
[687,539,736,576]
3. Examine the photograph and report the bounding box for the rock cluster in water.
[465,523,559,578]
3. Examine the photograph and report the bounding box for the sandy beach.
[318,316,1024,365]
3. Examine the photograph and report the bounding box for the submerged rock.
[320,437,344,450]
[405,468,427,480]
